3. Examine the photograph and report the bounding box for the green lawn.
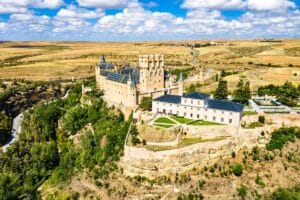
[189,120,223,126]
[153,123,174,128]
[154,117,176,124]
[170,116,194,124]
[146,136,227,151]
[243,111,258,115]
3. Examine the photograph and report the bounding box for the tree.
[214,78,228,100]
[221,69,226,77]
[140,97,152,111]
[186,83,196,93]
[244,81,251,100]
[233,79,251,105]
[277,81,299,107]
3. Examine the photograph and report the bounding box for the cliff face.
[121,125,272,178]
[0,85,63,118]
[121,137,242,178]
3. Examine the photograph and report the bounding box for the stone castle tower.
[139,54,165,92]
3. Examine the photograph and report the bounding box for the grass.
[146,136,228,151]
[153,123,174,128]
[154,117,176,124]
[189,120,223,126]
[170,116,194,124]
[243,111,258,115]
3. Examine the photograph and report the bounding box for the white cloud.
[57,5,104,19]
[76,0,128,8]
[247,0,296,11]
[0,4,28,14]
[53,5,102,33]
[8,13,50,32]
[0,0,64,13]
[0,21,7,30]
[181,0,245,10]
[94,1,183,35]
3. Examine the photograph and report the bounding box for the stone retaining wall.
[121,137,244,178]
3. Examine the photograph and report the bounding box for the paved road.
[1,113,23,152]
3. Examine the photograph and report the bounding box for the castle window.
[190,113,193,117]
[205,115,207,119]
[191,100,193,104]
[184,112,186,116]
[221,118,224,122]
[229,119,232,123]
[213,116,216,121]
[197,114,200,119]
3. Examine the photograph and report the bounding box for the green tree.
[140,97,152,111]
[0,112,10,145]
[214,79,228,100]
[233,79,251,105]
[277,81,299,107]
[221,69,226,77]
[186,83,196,93]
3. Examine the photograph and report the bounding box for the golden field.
[0,39,299,91]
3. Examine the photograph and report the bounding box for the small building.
[152,92,244,126]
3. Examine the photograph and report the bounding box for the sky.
[0,0,299,41]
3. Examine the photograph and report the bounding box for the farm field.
[0,40,299,91]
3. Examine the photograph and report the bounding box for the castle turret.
[100,53,106,63]
[126,73,137,107]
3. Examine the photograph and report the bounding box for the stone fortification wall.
[121,137,243,178]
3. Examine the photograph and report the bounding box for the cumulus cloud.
[0,0,64,14]
[93,1,184,35]
[0,0,299,40]
[76,0,128,8]
[8,13,51,32]
[246,0,296,11]
[53,5,103,33]
[181,0,245,10]
[0,21,7,30]
[57,5,104,19]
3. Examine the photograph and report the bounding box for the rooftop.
[153,95,181,104]
[207,99,244,112]
[184,92,210,100]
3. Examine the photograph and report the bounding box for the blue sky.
[0,0,299,41]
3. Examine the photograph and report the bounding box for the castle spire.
[128,72,136,88]
[179,71,183,81]
[100,53,105,63]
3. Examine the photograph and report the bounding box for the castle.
[95,54,183,116]
[96,53,244,125]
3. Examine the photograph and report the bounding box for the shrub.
[266,127,300,151]
[237,185,247,200]
[232,163,243,176]
[231,151,236,158]
[252,146,260,161]
[258,115,265,124]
